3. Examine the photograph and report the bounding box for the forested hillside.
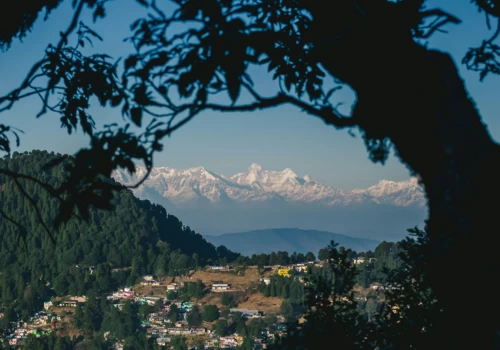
[0,151,234,319]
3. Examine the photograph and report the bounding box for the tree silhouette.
[270,241,369,350]
[1,0,500,347]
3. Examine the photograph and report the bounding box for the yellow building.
[391,305,400,314]
[234,334,244,346]
[277,268,290,277]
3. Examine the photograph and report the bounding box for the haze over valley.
[114,163,427,241]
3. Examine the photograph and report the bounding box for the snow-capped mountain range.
[113,163,426,208]
[113,164,426,241]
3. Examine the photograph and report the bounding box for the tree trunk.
[316,19,500,348]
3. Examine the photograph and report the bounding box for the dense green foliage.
[355,242,402,288]
[0,151,236,320]
[202,304,219,322]
[260,275,305,303]
[246,251,316,269]
[186,304,203,327]
[171,337,188,350]
[220,292,238,308]
[270,241,368,350]
[71,298,160,348]
[177,281,205,301]
[101,302,139,339]
[22,333,79,350]
[168,304,180,323]
[267,235,443,349]
[213,319,229,336]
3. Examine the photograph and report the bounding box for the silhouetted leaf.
[225,72,240,103]
[42,156,66,170]
[130,107,143,127]
[158,85,167,95]
[125,55,138,70]
[111,95,122,107]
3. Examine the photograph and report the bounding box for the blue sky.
[0,0,498,190]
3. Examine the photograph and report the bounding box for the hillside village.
[0,257,393,349]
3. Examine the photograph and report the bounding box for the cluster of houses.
[209,334,244,348]
[135,298,269,348]
[275,265,301,277]
[353,257,376,265]
[140,275,163,286]
[100,281,273,349]
[0,310,62,346]
[275,261,320,278]
[58,296,87,308]
[0,264,294,349]
[0,294,96,345]
[1,295,92,345]
[370,283,402,291]
[112,287,135,300]
[108,285,177,302]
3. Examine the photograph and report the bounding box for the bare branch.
[420,9,461,25]
[486,17,500,43]
[418,8,462,39]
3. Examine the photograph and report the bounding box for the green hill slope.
[0,150,233,319]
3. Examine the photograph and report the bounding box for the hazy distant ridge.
[204,228,380,256]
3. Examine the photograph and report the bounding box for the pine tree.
[73,304,83,329]
[187,305,203,327]
[281,284,289,299]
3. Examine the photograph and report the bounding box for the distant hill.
[204,228,380,256]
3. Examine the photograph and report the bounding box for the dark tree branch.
[172,93,356,129]
[0,168,61,201]
[0,0,86,114]
[0,208,28,250]
[417,8,462,39]
[11,176,55,244]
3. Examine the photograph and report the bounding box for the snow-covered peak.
[249,163,263,172]
[282,168,297,178]
[353,177,420,196]
[303,175,312,182]
[353,177,425,207]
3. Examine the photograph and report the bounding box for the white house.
[371,284,385,291]
[212,283,231,291]
[167,283,178,291]
[210,265,229,271]
[230,308,262,317]
[43,301,53,311]
[353,257,366,265]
